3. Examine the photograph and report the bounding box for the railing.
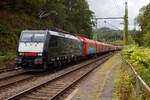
[122,58,150,100]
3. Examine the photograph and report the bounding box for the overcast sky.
[87,0,150,30]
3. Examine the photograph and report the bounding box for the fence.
[122,58,150,100]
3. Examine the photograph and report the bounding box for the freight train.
[16,29,121,71]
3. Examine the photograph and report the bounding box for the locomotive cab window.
[34,34,45,42]
[20,32,46,42]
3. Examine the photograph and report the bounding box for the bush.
[121,45,150,98]
[0,51,16,62]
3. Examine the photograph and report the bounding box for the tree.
[64,0,94,38]
[135,3,150,47]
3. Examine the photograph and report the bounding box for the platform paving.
[100,59,120,100]
[65,54,120,100]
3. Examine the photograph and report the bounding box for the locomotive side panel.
[47,32,83,63]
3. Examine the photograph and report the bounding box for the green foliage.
[133,31,144,46]
[121,45,150,98]
[63,0,94,38]
[109,40,125,46]
[143,32,150,47]
[0,51,16,62]
[95,27,124,45]
[114,64,133,100]
[0,23,17,51]
[135,3,150,47]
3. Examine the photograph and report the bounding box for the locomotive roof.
[22,30,48,33]
[21,30,79,40]
[49,30,79,40]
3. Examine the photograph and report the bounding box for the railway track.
[0,67,27,80]
[0,73,35,89]
[0,69,57,100]
[5,52,114,100]
[0,66,21,74]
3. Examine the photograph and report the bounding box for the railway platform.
[65,53,120,100]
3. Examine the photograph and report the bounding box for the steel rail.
[0,67,21,74]
[0,75,35,89]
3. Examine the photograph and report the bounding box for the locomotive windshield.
[20,32,46,42]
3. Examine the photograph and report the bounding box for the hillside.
[94,27,124,45]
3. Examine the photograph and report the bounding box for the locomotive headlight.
[19,53,24,56]
[38,53,42,56]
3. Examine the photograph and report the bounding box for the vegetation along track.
[6,52,115,100]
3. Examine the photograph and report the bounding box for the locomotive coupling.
[34,58,43,64]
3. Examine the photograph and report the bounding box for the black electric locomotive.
[16,30,83,70]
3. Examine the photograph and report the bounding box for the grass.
[113,59,142,100]
[120,45,150,99]
[113,62,150,100]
